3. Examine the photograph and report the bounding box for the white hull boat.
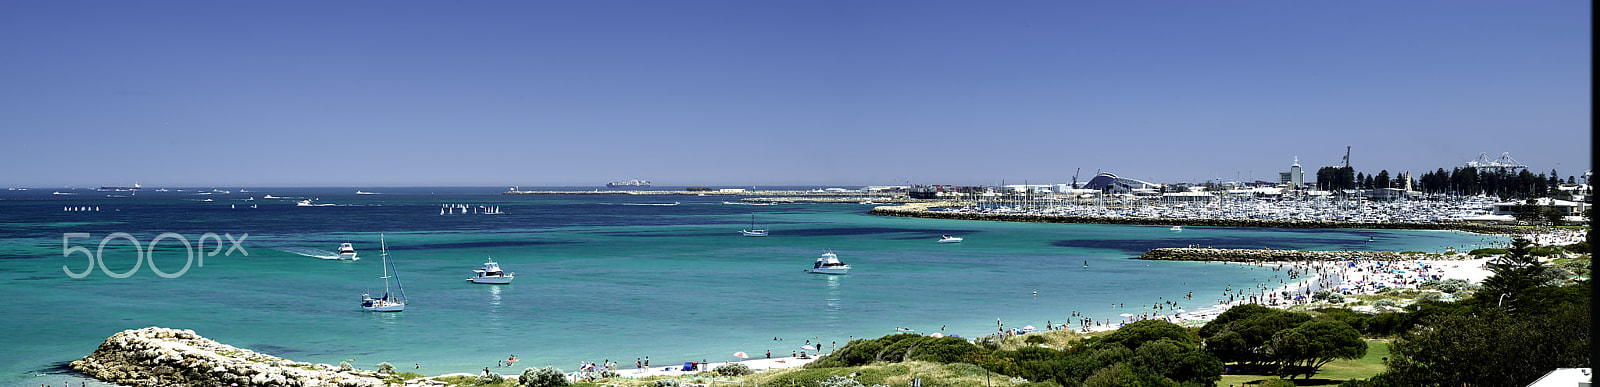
[804,251,851,275]
[937,235,963,243]
[362,234,407,312]
[741,213,768,237]
[336,242,359,260]
[468,258,515,284]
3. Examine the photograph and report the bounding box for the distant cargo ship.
[606,180,651,188]
[97,183,141,192]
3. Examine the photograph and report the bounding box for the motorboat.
[362,234,407,312]
[336,242,359,260]
[937,235,963,243]
[804,251,851,275]
[1170,226,1182,232]
[467,257,515,284]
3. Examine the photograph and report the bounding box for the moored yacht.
[362,234,407,312]
[804,251,851,275]
[467,257,515,284]
[741,214,768,237]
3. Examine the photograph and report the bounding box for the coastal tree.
[1379,302,1590,386]
[1374,170,1390,189]
[1098,319,1198,349]
[1476,237,1548,314]
[1199,305,1311,367]
[1262,321,1366,379]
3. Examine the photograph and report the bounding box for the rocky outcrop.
[1138,248,1409,262]
[70,327,391,387]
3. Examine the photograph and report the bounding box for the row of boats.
[344,237,515,312]
[354,214,964,312]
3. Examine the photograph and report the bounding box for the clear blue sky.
[1,1,1590,187]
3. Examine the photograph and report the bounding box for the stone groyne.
[1138,248,1409,262]
[868,203,1521,234]
[505,189,898,196]
[70,327,397,387]
[741,197,922,204]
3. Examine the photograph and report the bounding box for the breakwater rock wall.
[869,203,1520,234]
[70,327,390,387]
[742,197,921,204]
[1139,248,1407,262]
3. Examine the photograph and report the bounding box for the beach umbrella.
[801,345,816,351]
[1021,325,1036,332]
[930,332,944,338]
[734,352,748,359]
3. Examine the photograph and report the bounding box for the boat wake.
[723,201,775,206]
[278,247,350,260]
[617,202,680,206]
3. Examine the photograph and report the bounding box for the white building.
[1278,157,1304,188]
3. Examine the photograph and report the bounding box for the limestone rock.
[70,327,387,387]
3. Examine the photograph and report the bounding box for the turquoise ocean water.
[0,187,1505,386]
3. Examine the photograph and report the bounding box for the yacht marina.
[934,193,1512,224]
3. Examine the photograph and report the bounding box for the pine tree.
[1476,237,1546,314]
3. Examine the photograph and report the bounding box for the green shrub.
[1469,248,1509,257]
[338,361,353,372]
[1023,335,1047,344]
[1258,378,1297,387]
[474,372,506,385]
[943,363,990,378]
[907,337,983,364]
[713,363,753,377]
[1313,290,1345,303]
[817,376,865,387]
[376,362,395,374]
[651,379,681,387]
[1372,299,1398,310]
[520,366,569,387]
[1415,292,1443,304]
[1098,320,1197,349]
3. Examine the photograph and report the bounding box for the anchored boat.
[467,257,515,284]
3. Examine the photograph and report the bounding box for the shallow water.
[0,187,1504,386]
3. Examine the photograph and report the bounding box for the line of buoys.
[64,206,100,212]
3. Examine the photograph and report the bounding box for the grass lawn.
[1217,339,1389,386]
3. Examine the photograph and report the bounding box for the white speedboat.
[1170,226,1182,232]
[937,235,963,243]
[336,242,359,260]
[741,213,768,237]
[804,251,851,275]
[362,234,407,312]
[467,257,515,284]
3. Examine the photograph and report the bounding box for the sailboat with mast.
[361,234,408,312]
[740,213,768,237]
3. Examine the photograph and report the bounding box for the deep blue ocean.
[0,187,1504,386]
